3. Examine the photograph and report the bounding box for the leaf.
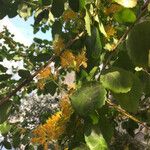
[85,127,109,150]
[113,73,143,112]
[34,9,49,25]
[136,71,150,96]
[0,101,12,123]
[80,0,85,10]
[18,69,31,79]
[99,116,114,143]
[100,67,133,93]
[70,82,106,116]
[0,64,7,73]
[52,20,62,38]
[126,21,150,68]
[32,53,52,62]
[51,0,65,17]
[3,141,12,149]
[25,144,34,150]
[85,26,102,69]
[0,74,12,81]
[114,8,136,23]
[112,51,135,71]
[40,0,52,6]
[43,81,58,95]
[18,3,32,20]
[84,9,91,36]
[92,27,102,59]
[114,0,137,8]
[69,0,80,12]
[7,2,18,18]
[73,144,90,150]
[0,122,11,134]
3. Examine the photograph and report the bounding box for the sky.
[0,15,52,46]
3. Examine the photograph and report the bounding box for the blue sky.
[0,15,52,46]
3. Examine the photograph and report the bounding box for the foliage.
[0,0,150,149]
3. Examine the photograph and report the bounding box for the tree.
[0,0,150,149]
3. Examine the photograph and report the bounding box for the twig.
[0,32,85,106]
[106,99,150,130]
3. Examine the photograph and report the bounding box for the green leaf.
[114,8,136,23]
[85,127,109,150]
[126,21,150,68]
[100,67,133,93]
[0,74,12,81]
[52,20,62,38]
[32,53,52,62]
[0,101,12,123]
[3,141,12,149]
[84,9,91,36]
[0,122,12,134]
[98,116,114,143]
[43,81,58,95]
[86,26,102,70]
[40,0,52,6]
[70,82,106,116]
[80,0,85,10]
[113,73,143,112]
[73,144,90,150]
[69,0,80,12]
[136,71,150,96]
[34,9,49,25]
[112,51,135,71]
[0,64,7,73]
[18,69,31,79]
[51,0,65,17]
[25,144,35,150]
[92,27,102,59]
[114,0,137,8]
[18,3,32,20]
[7,2,18,18]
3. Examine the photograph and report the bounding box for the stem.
[106,99,150,130]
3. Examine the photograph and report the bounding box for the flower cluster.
[105,25,116,38]
[53,35,65,56]
[60,49,87,71]
[104,4,122,15]
[63,9,77,21]
[37,67,51,90]
[31,96,73,150]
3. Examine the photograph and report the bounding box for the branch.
[0,32,85,106]
[106,99,150,131]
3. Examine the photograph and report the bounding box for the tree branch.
[106,99,150,131]
[0,32,85,106]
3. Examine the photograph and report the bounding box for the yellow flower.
[31,96,73,148]
[63,9,77,21]
[37,67,51,79]
[37,79,45,90]
[53,35,65,56]
[105,25,116,38]
[75,51,88,71]
[60,50,76,68]
[59,96,73,119]
[104,4,122,15]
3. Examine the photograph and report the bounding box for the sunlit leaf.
[114,0,137,8]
